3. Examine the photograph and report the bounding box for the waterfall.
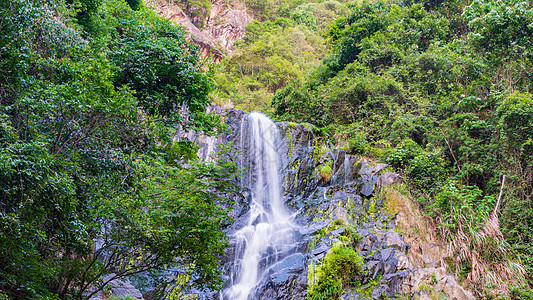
[223,112,296,300]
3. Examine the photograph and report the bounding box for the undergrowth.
[306,242,364,300]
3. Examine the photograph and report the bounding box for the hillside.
[161,0,533,297]
[1,0,532,299]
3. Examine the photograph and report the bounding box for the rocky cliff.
[144,0,252,61]
[177,109,474,300]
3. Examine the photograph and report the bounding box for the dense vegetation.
[2,0,533,298]
[267,0,533,297]
[0,0,236,298]
[212,0,355,112]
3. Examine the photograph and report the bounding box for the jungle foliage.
[211,0,355,112]
[0,0,235,298]
[271,0,533,297]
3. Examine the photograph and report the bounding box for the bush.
[306,242,363,300]
[407,147,446,191]
[386,138,422,169]
[497,92,533,153]
[319,161,333,183]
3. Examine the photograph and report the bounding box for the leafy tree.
[0,0,234,298]
[462,0,533,55]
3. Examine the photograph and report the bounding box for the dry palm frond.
[444,176,527,298]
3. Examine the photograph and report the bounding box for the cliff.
[144,0,252,61]
[175,109,474,300]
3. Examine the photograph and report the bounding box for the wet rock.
[309,228,345,261]
[331,152,361,186]
[299,220,330,236]
[333,149,346,172]
[278,122,315,149]
[268,253,305,283]
[358,162,388,197]
[310,243,330,257]
[256,254,307,300]
[285,146,318,197]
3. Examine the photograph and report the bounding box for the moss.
[343,224,361,245]
[319,161,333,183]
[314,144,329,163]
[367,197,379,219]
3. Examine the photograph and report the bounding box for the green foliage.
[384,139,421,169]
[212,0,352,113]
[306,242,363,300]
[497,92,533,152]
[432,182,491,227]
[96,1,213,126]
[272,0,533,294]
[334,123,367,154]
[462,0,533,55]
[0,0,232,298]
[125,0,141,10]
[319,161,333,183]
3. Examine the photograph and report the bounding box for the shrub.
[319,161,333,183]
[306,242,363,300]
[386,138,422,169]
[407,147,446,191]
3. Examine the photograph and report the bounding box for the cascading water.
[223,112,296,300]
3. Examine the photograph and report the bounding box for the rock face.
[145,108,474,300]
[145,0,252,61]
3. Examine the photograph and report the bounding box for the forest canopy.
[267,0,533,297]
[0,0,235,298]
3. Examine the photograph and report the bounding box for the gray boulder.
[382,230,409,253]
[358,162,388,197]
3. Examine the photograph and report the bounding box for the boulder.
[358,162,388,197]
[256,253,307,300]
[376,172,402,190]
[369,248,413,275]
[358,229,380,255]
[382,230,409,253]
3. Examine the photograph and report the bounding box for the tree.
[0,0,234,298]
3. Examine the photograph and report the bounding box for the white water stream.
[223,112,296,300]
